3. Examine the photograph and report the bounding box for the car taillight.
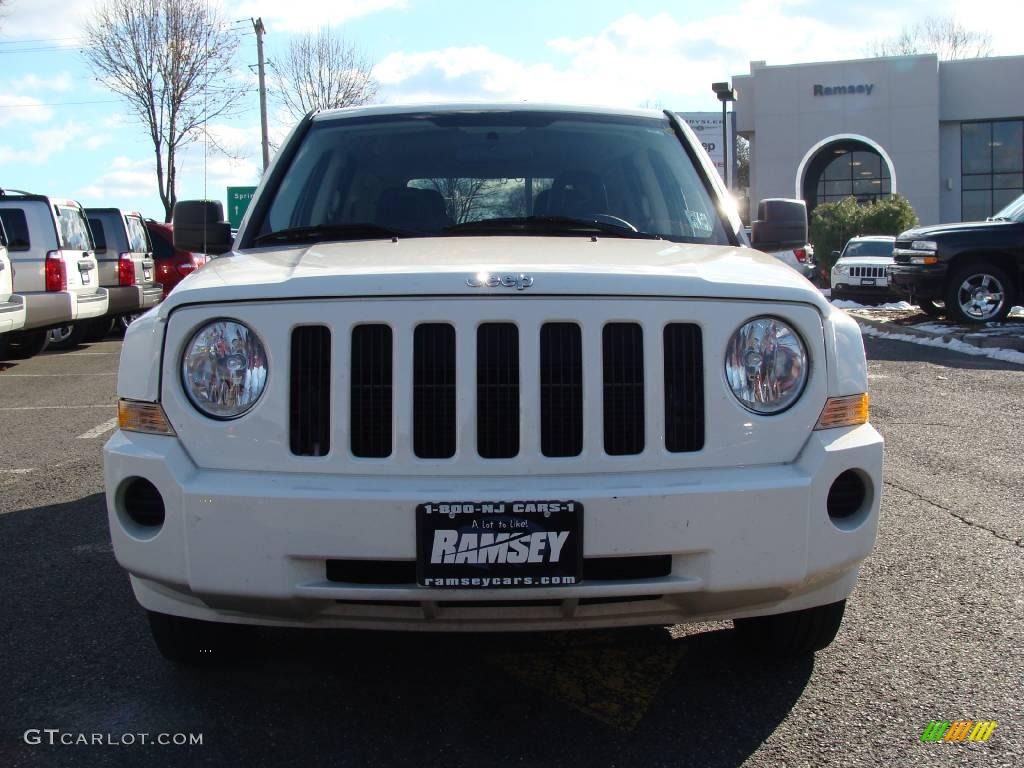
[45,251,67,291]
[176,261,196,277]
[118,252,136,286]
[794,248,807,263]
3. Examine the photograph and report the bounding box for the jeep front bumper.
[104,423,883,631]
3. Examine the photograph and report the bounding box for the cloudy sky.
[0,0,1019,218]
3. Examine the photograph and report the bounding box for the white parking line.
[77,417,119,439]
[0,468,36,474]
[0,404,117,411]
[45,352,120,357]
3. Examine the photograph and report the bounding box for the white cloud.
[947,1,1024,56]
[76,156,155,204]
[9,73,74,93]
[231,0,405,33]
[84,134,111,151]
[0,94,55,126]
[0,72,77,126]
[0,0,93,43]
[0,120,85,165]
[373,3,1015,110]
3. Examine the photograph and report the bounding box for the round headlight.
[181,320,268,419]
[725,317,808,414]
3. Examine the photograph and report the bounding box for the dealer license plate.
[81,270,90,284]
[416,500,583,588]
[860,278,876,286]
[144,268,152,282]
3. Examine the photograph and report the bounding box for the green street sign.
[226,186,257,229]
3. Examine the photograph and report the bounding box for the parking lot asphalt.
[0,335,1021,768]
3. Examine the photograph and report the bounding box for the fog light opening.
[827,469,869,526]
[121,478,165,530]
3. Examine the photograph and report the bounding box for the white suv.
[830,235,896,301]
[0,190,109,353]
[0,217,31,356]
[105,105,883,663]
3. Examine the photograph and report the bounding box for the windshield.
[255,110,730,245]
[843,240,894,258]
[991,193,1024,222]
[56,205,93,250]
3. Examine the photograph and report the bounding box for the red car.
[145,220,206,298]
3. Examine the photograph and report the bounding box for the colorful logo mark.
[921,721,997,743]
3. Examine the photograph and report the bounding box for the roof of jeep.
[847,235,896,242]
[313,102,668,123]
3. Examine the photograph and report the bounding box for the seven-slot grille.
[848,266,888,278]
[290,321,704,459]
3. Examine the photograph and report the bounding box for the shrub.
[810,195,918,270]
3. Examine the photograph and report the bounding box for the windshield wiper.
[443,216,661,239]
[253,223,410,245]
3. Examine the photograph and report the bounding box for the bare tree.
[426,178,491,224]
[867,16,993,60]
[82,0,241,221]
[270,27,378,121]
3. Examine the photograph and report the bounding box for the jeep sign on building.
[732,53,1024,224]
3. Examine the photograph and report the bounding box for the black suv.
[889,194,1023,323]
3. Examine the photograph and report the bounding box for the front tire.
[1,329,49,359]
[734,599,846,657]
[945,263,1015,324]
[147,610,236,665]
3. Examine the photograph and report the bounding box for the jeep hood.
[159,236,829,313]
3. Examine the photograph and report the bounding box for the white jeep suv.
[830,235,896,301]
[105,104,883,663]
[0,218,30,353]
[0,190,109,354]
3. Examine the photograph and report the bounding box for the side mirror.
[750,198,808,253]
[172,201,233,255]
[831,250,841,259]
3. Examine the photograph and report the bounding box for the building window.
[961,120,1024,221]
[802,139,892,214]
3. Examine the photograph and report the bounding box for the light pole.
[253,17,270,173]
[711,81,737,190]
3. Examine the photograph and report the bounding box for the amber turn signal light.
[814,393,869,430]
[118,399,176,436]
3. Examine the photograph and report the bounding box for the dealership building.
[731,53,1024,225]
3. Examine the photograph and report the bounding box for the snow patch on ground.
[910,322,1022,337]
[831,299,915,310]
[858,324,1024,365]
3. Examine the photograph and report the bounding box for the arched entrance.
[796,135,896,214]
